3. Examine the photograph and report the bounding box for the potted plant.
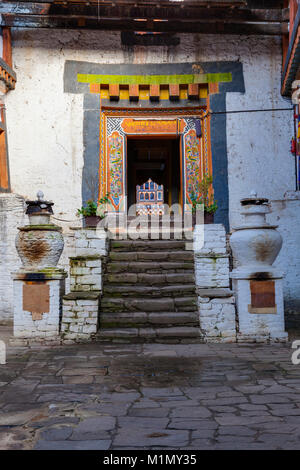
[77,193,110,227]
[190,174,217,225]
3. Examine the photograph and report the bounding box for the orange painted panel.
[129,84,139,101]
[90,83,100,93]
[109,84,119,100]
[188,84,199,99]
[0,130,9,190]
[209,82,219,95]
[150,84,160,100]
[169,84,180,99]
[121,118,186,135]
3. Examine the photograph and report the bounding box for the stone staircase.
[97,239,201,343]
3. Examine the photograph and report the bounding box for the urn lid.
[240,190,269,207]
[25,191,54,215]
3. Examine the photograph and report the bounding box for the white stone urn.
[15,191,64,269]
[230,192,283,271]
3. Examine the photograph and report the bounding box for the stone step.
[100,311,199,328]
[110,240,190,252]
[103,284,196,297]
[100,296,198,313]
[96,326,202,343]
[106,261,194,274]
[103,272,195,285]
[108,250,194,262]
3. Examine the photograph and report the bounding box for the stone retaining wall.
[61,227,108,343]
[194,224,236,342]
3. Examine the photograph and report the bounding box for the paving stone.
[159,399,200,407]
[170,406,211,419]
[131,400,160,409]
[249,394,292,404]
[58,368,107,376]
[62,376,94,384]
[256,433,300,448]
[118,417,169,429]
[129,408,169,417]
[209,405,237,413]
[114,428,189,447]
[70,416,116,441]
[262,385,295,394]
[202,397,248,406]
[0,409,44,426]
[216,435,255,444]
[168,419,217,431]
[191,428,216,439]
[78,403,130,417]
[189,438,214,448]
[238,404,268,411]
[215,414,282,426]
[1,339,300,450]
[30,417,80,429]
[40,426,73,441]
[217,426,256,436]
[0,428,31,450]
[34,439,111,450]
[141,387,183,397]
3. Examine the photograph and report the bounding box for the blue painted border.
[64,61,245,231]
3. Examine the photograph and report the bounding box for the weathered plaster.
[64,59,244,230]
[0,29,298,320]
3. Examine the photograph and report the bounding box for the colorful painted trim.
[78,72,232,86]
[99,107,212,213]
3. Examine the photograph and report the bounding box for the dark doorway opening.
[127,137,181,210]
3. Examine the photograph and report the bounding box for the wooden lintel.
[0,14,287,35]
[0,4,286,23]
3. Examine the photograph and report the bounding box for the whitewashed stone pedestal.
[61,227,108,343]
[12,193,67,345]
[230,193,288,343]
[194,224,237,343]
[12,269,66,345]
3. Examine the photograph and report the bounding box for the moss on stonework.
[19,224,62,231]
[63,291,100,300]
[101,321,140,328]
[70,255,103,261]
[39,267,65,274]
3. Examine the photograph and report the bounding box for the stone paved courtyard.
[1,327,300,450]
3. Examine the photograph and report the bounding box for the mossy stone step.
[110,240,190,252]
[100,296,198,313]
[102,284,196,298]
[106,261,194,273]
[100,311,199,328]
[103,272,195,285]
[96,326,201,343]
[109,251,194,262]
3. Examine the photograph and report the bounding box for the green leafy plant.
[77,193,110,218]
[190,174,218,214]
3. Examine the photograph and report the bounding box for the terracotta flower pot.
[204,211,214,224]
[84,215,102,227]
[192,211,215,226]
